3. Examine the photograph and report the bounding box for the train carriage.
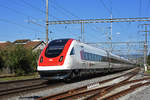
[37,38,135,80]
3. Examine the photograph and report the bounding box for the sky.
[0,0,150,55]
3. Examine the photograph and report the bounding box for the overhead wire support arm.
[48,17,150,25]
[86,41,148,45]
[28,20,45,28]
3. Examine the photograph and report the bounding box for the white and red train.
[37,38,135,80]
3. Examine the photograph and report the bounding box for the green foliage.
[148,55,150,65]
[146,70,150,74]
[0,45,40,76]
[0,52,4,70]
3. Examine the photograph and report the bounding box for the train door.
[69,47,76,66]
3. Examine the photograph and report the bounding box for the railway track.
[37,67,150,100]
[0,73,38,78]
[0,78,45,97]
[0,69,129,99]
[0,78,65,99]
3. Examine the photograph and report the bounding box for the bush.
[0,50,8,70]
[0,45,40,75]
[148,55,150,65]
[0,52,4,70]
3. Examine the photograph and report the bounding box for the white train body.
[37,39,135,80]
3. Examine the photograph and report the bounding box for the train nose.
[38,55,65,66]
[38,39,73,66]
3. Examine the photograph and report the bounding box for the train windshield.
[45,39,69,58]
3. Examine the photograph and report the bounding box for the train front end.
[37,39,73,79]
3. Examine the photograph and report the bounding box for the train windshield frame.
[45,39,69,58]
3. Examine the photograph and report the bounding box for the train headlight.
[40,56,43,63]
[59,56,63,62]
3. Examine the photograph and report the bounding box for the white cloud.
[116,32,120,35]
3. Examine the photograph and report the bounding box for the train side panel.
[37,38,135,80]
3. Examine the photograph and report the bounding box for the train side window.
[70,47,75,55]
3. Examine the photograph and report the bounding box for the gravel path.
[118,70,150,100]
[6,69,132,100]
[118,85,150,100]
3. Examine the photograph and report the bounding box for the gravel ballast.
[6,68,150,100]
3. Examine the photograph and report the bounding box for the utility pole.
[46,0,49,44]
[139,24,150,71]
[110,0,113,53]
[110,14,113,52]
[81,21,85,42]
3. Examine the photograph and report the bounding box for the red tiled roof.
[0,42,12,50]
[24,41,45,50]
[14,39,30,44]
[0,40,45,50]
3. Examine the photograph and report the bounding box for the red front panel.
[38,39,73,66]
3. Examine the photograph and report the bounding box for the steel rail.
[86,73,150,100]
[37,67,140,100]
[0,78,48,99]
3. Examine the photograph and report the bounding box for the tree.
[148,54,150,65]
[0,45,40,75]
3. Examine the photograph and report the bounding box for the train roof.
[76,40,107,56]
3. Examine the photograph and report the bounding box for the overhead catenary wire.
[97,0,113,51]
[50,0,103,41]
[0,18,43,33]
[9,0,60,22]
[51,0,109,42]
[8,0,45,21]
[51,4,74,20]
[146,0,150,15]
[139,0,142,17]
[0,2,45,28]
[50,1,83,39]
[98,0,112,14]
[51,1,80,19]
[21,0,83,41]
[0,1,46,40]
[21,0,60,20]
[97,0,145,45]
